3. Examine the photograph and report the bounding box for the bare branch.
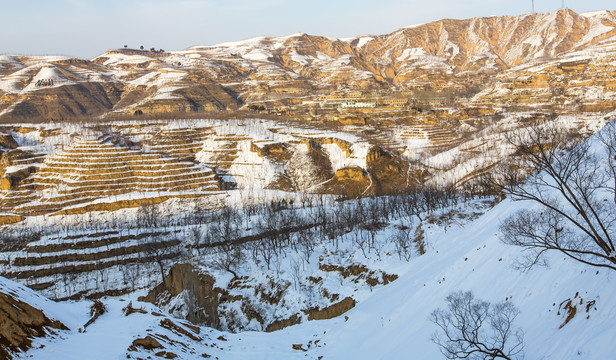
[431,291,524,360]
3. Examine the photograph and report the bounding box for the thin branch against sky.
[1,0,614,58]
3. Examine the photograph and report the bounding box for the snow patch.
[396,48,427,61]
[356,37,374,49]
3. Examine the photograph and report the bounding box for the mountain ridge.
[1,9,616,121]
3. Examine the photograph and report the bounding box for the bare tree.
[393,219,414,261]
[138,203,160,229]
[209,241,244,279]
[146,241,174,284]
[490,122,616,271]
[206,207,244,278]
[430,291,524,360]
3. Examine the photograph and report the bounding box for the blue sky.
[1,0,614,58]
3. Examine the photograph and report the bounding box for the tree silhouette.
[491,122,616,271]
[431,291,524,360]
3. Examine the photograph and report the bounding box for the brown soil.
[265,314,301,332]
[0,291,68,360]
[129,335,163,351]
[305,297,356,321]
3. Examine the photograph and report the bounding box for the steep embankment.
[0,278,70,359]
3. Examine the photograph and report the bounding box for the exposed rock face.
[318,263,399,287]
[0,133,18,150]
[129,335,164,351]
[141,263,223,329]
[142,263,366,333]
[0,291,68,359]
[0,149,40,190]
[330,166,372,197]
[306,297,356,321]
[1,166,36,190]
[366,147,417,195]
[265,314,301,332]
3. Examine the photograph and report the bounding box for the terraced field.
[1,137,221,217]
[395,123,461,150]
[1,114,611,219]
[0,226,182,299]
[0,114,612,300]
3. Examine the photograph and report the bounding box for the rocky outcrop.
[330,166,372,197]
[251,142,292,162]
[319,263,399,287]
[0,133,18,150]
[1,166,36,191]
[142,263,367,333]
[0,291,68,360]
[366,147,423,194]
[140,263,223,329]
[0,149,43,191]
[132,336,163,350]
[265,314,301,332]
[305,297,356,321]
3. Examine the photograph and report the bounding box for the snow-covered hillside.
[4,187,615,359]
[5,119,616,359]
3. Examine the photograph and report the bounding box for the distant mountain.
[1,9,616,121]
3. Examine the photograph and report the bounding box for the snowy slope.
[9,131,616,360]
[305,125,616,359]
[309,199,615,359]
[10,191,615,359]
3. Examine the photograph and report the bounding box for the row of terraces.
[394,124,460,150]
[359,130,406,154]
[0,137,221,217]
[453,160,501,189]
[0,227,182,299]
[197,133,257,188]
[142,126,215,161]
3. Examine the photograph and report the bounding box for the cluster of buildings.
[306,91,456,110]
[322,95,410,109]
